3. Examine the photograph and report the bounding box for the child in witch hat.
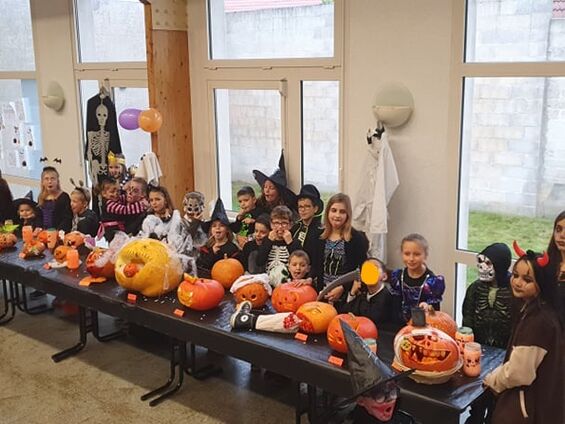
[292,184,324,286]
[253,150,297,214]
[325,321,416,424]
[196,198,241,274]
[14,191,43,234]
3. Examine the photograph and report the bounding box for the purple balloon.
[119,108,142,130]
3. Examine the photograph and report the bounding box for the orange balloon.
[138,108,163,132]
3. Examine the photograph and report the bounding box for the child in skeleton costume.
[69,179,99,237]
[256,205,301,287]
[292,184,324,287]
[107,152,130,190]
[240,214,271,274]
[483,242,563,424]
[139,185,195,273]
[196,198,241,273]
[389,234,445,323]
[463,243,513,349]
[182,191,207,249]
[326,321,416,424]
[230,186,266,248]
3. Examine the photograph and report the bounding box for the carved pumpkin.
[233,282,269,308]
[271,283,318,313]
[114,238,183,297]
[20,240,46,258]
[327,313,378,353]
[37,230,50,244]
[53,245,71,263]
[177,274,225,311]
[0,233,17,250]
[296,301,337,334]
[409,305,457,339]
[86,248,115,279]
[211,256,244,289]
[394,326,460,373]
[64,231,85,248]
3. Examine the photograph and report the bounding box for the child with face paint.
[483,242,563,424]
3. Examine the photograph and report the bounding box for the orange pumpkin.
[86,248,115,279]
[233,282,269,308]
[177,275,225,311]
[0,233,17,249]
[394,326,460,372]
[37,230,50,244]
[20,240,46,258]
[53,245,71,263]
[271,283,317,313]
[327,313,378,353]
[409,305,457,339]
[211,256,244,289]
[296,301,337,334]
[64,231,84,248]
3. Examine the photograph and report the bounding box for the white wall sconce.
[372,82,414,128]
[42,81,65,112]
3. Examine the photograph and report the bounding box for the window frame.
[447,1,565,322]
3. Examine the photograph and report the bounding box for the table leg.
[0,279,16,325]
[51,306,88,363]
[307,385,318,423]
[141,339,186,406]
[14,282,51,315]
[90,310,125,342]
[185,342,223,380]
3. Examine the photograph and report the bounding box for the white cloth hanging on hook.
[136,152,163,186]
[352,130,399,261]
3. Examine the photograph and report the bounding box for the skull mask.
[183,191,205,221]
[96,103,108,128]
[476,254,495,282]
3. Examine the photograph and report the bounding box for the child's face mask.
[476,254,495,282]
[183,194,204,219]
[357,383,398,422]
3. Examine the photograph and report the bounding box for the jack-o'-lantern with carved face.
[233,282,269,308]
[0,233,17,250]
[394,326,460,373]
[114,238,183,297]
[53,245,71,263]
[64,231,84,248]
[271,283,317,313]
[296,301,337,334]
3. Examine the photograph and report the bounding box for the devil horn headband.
[512,240,549,267]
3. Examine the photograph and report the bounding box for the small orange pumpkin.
[394,326,460,372]
[271,283,317,313]
[410,305,457,339]
[53,245,71,263]
[327,313,378,353]
[64,231,85,248]
[37,230,50,244]
[177,275,225,311]
[233,282,269,308]
[0,233,17,250]
[296,301,337,334]
[86,248,115,279]
[211,256,244,289]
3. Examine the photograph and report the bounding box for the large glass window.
[0,80,43,180]
[75,0,147,63]
[0,0,35,71]
[302,80,339,204]
[208,0,335,59]
[214,88,283,210]
[466,0,560,63]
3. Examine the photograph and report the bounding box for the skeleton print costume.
[85,94,122,186]
[256,238,301,287]
[463,243,513,349]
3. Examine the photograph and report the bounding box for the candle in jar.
[66,249,80,270]
[22,225,33,243]
[463,342,482,377]
[47,229,58,249]
[455,326,474,357]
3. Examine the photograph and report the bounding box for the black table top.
[0,243,505,412]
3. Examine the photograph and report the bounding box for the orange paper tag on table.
[173,308,185,317]
[328,355,344,367]
[79,278,91,287]
[294,332,308,342]
[127,293,137,303]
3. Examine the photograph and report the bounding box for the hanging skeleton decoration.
[84,91,122,186]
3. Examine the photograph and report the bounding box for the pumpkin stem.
[223,253,228,259]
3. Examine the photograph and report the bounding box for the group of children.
[0,150,563,424]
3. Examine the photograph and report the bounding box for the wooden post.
[142,0,194,207]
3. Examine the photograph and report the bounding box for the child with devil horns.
[483,241,563,424]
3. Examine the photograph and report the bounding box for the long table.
[0,244,505,424]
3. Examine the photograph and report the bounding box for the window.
[0,0,35,71]
[214,87,282,210]
[453,1,565,314]
[74,0,147,63]
[208,0,335,60]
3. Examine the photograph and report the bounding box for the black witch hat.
[13,190,39,210]
[297,184,324,213]
[341,320,412,399]
[202,198,231,234]
[252,151,297,208]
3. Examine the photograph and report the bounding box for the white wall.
[343,0,455,312]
